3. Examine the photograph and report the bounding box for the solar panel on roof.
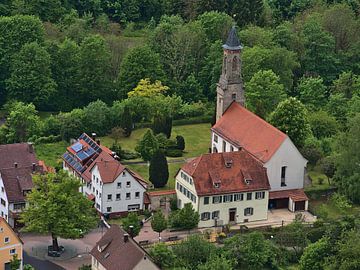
[71,142,83,153]
[76,151,88,161]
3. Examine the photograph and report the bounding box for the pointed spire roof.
[223,26,243,51]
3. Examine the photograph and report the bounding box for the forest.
[1,0,360,269]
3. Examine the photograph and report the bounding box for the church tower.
[216,26,244,122]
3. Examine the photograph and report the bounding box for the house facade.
[0,217,23,270]
[175,151,270,227]
[0,143,49,228]
[90,225,159,270]
[63,133,148,217]
[211,27,308,213]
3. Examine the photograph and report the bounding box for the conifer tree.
[149,150,169,188]
[122,105,133,137]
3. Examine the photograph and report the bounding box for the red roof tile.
[269,189,308,202]
[147,190,176,197]
[181,151,270,196]
[93,159,126,184]
[212,102,287,163]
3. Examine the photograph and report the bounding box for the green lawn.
[99,123,212,158]
[34,141,68,168]
[305,170,332,192]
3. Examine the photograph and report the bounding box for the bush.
[301,137,323,165]
[173,116,212,126]
[165,149,183,157]
[143,209,152,219]
[318,178,324,185]
[170,197,178,211]
[33,135,61,144]
[176,135,185,150]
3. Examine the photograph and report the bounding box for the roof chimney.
[14,162,18,168]
[124,233,129,242]
[91,133,97,140]
[96,139,101,145]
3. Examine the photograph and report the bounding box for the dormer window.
[214,183,220,188]
[245,179,251,185]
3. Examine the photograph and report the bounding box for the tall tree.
[135,129,159,161]
[21,171,97,252]
[299,237,330,270]
[0,15,44,105]
[121,105,133,137]
[117,46,165,99]
[149,243,176,268]
[151,211,168,239]
[297,76,327,109]
[149,150,169,188]
[128,78,169,98]
[83,100,111,136]
[79,34,111,104]
[245,70,286,118]
[197,11,234,43]
[6,42,56,109]
[269,97,311,148]
[170,203,199,231]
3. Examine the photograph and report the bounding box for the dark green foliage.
[169,203,199,230]
[152,114,172,138]
[176,135,185,150]
[299,237,330,270]
[149,150,169,188]
[58,109,86,141]
[165,149,183,157]
[297,76,327,109]
[151,210,167,237]
[83,100,111,136]
[149,243,176,268]
[6,42,56,109]
[122,212,141,237]
[309,111,338,139]
[319,156,336,183]
[301,137,323,166]
[135,129,159,161]
[121,105,133,137]
[9,254,21,270]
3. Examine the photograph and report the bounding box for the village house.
[211,26,309,212]
[0,143,50,228]
[90,225,159,270]
[62,133,149,217]
[0,217,23,270]
[176,151,270,227]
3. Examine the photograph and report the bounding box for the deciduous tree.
[122,212,141,237]
[135,129,159,161]
[151,211,167,239]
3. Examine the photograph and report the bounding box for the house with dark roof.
[90,225,159,270]
[62,133,149,217]
[176,151,271,227]
[0,143,49,228]
[210,27,308,213]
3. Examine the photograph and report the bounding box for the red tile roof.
[181,151,270,196]
[212,102,287,163]
[0,143,37,169]
[90,225,159,270]
[269,189,308,202]
[147,190,176,197]
[93,159,126,184]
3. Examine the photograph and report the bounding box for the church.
[175,27,308,227]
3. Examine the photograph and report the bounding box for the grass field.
[34,141,68,168]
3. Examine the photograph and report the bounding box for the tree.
[5,102,40,143]
[58,109,85,141]
[6,42,56,109]
[198,254,234,270]
[79,34,111,104]
[0,15,44,105]
[246,70,286,118]
[308,110,338,139]
[224,231,276,270]
[239,26,275,48]
[230,0,264,27]
[149,150,169,188]
[170,203,199,230]
[319,156,336,185]
[121,105,133,137]
[117,46,165,99]
[173,234,215,269]
[9,254,21,270]
[297,76,327,110]
[83,100,111,136]
[135,130,159,161]
[269,97,311,148]
[22,0,66,22]
[128,78,169,98]
[197,11,234,43]
[299,237,330,270]
[152,113,173,138]
[101,0,141,24]
[176,135,185,150]
[177,74,204,103]
[149,243,176,268]
[301,137,323,166]
[21,171,97,252]
[122,212,141,237]
[151,211,168,239]
[276,221,308,258]
[332,71,360,99]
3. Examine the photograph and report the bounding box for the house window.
[107,194,112,201]
[10,249,16,255]
[4,237,9,243]
[223,194,233,203]
[281,166,287,186]
[128,204,140,211]
[126,181,131,188]
[99,193,102,198]
[122,172,126,176]
[230,145,234,152]
[96,190,98,196]
[204,197,209,205]
[201,212,210,221]
[232,93,236,100]
[246,193,252,200]
[255,191,265,200]
[93,187,95,192]
[96,203,100,209]
[13,203,25,210]
[126,193,131,200]
[96,178,99,184]
[234,193,244,201]
[107,207,112,213]
[212,211,220,219]
[116,194,121,200]
[1,187,4,192]
[213,147,218,153]
[135,192,140,199]
[222,141,226,152]
[244,207,254,216]
[212,196,222,204]
[214,134,218,143]
[117,182,121,189]
[1,199,5,206]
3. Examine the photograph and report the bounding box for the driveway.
[21,227,107,270]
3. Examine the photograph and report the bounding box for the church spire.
[215,26,245,122]
[223,26,243,51]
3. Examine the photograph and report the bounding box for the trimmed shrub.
[165,149,183,157]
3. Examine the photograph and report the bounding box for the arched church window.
[232,56,238,71]
[223,57,227,74]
